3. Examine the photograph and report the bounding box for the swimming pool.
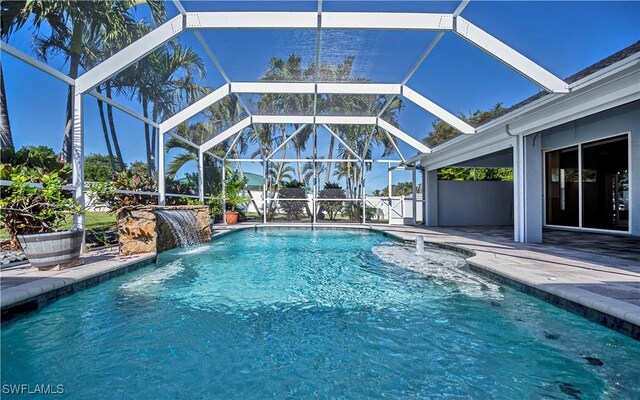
[2,229,639,398]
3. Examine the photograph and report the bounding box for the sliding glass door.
[545,134,630,232]
[582,135,629,231]
[545,146,579,227]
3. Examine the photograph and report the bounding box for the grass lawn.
[0,212,117,241]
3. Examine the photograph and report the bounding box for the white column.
[387,164,392,224]
[72,88,85,231]
[197,149,204,202]
[362,160,366,224]
[263,161,267,224]
[158,131,165,205]
[513,135,525,242]
[221,164,227,224]
[425,169,439,227]
[411,167,417,225]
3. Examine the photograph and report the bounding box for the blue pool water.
[2,229,639,399]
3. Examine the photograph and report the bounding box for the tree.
[373,182,422,197]
[422,103,512,181]
[124,39,206,178]
[18,1,141,161]
[84,153,115,182]
[423,102,506,148]
[0,0,29,151]
[11,1,166,162]
[128,161,149,177]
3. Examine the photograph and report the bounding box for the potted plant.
[224,171,250,224]
[0,148,84,270]
[207,195,223,224]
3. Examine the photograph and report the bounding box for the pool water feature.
[155,209,206,247]
[2,229,639,399]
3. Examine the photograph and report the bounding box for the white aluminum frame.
[2,0,574,233]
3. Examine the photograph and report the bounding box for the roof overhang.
[410,50,640,171]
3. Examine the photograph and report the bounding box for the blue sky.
[3,0,639,192]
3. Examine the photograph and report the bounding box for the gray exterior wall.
[437,181,514,226]
[540,101,639,236]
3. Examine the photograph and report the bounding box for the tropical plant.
[207,195,223,219]
[89,170,157,212]
[128,161,149,176]
[15,1,160,161]
[0,0,29,151]
[0,170,81,249]
[0,145,70,179]
[318,182,345,221]
[126,39,206,177]
[342,202,376,222]
[0,146,75,242]
[224,170,250,212]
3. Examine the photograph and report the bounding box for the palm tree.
[331,95,403,199]
[165,121,226,196]
[17,1,146,161]
[256,54,315,193]
[0,1,29,151]
[0,60,12,151]
[124,39,206,177]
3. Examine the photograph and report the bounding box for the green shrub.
[279,180,307,220]
[318,182,345,221]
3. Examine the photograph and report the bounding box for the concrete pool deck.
[1,248,155,318]
[1,223,638,340]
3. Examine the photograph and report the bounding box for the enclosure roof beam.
[76,14,185,93]
[223,131,243,160]
[402,86,475,134]
[88,90,158,127]
[0,41,75,86]
[377,118,431,154]
[454,16,569,93]
[322,12,453,30]
[265,124,308,160]
[185,12,453,31]
[173,0,253,118]
[159,84,230,133]
[317,116,377,125]
[238,115,430,155]
[229,82,470,135]
[322,124,361,161]
[401,1,469,85]
[166,131,200,150]
[200,117,252,153]
[230,82,402,95]
[382,129,406,163]
[252,115,315,125]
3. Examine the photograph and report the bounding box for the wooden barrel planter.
[17,230,84,270]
